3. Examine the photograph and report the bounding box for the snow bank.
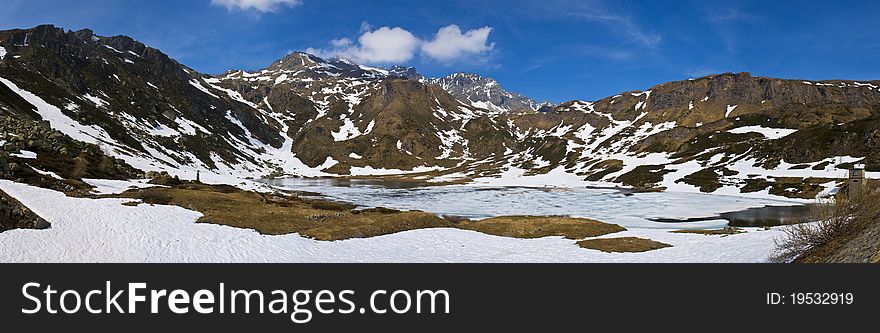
[82,178,159,195]
[0,180,783,263]
[472,166,589,188]
[729,126,797,139]
[11,150,37,159]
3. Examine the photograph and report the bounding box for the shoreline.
[0,179,785,263]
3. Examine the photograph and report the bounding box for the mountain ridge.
[2,24,879,200]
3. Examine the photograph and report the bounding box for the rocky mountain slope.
[2,25,880,200]
[0,25,286,178]
[424,72,540,113]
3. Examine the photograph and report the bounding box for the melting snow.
[82,178,158,195]
[728,126,797,139]
[83,93,108,108]
[189,79,220,99]
[0,77,118,147]
[11,150,37,159]
[102,45,123,53]
[725,104,738,118]
[175,117,212,136]
[331,117,362,141]
[31,167,63,180]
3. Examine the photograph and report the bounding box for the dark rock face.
[388,66,421,79]
[0,188,49,232]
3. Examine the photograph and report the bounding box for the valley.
[1,25,879,262]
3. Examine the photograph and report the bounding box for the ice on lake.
[264,178,804,229]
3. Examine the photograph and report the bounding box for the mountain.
[525,73,880,197]
[2,25,880,200]
[0,25,288,179]
[424,72,540,113]
[211,51,516,173]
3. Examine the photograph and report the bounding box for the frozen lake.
[264,178,808,229]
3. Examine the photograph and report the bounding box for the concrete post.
[849,164,866,194]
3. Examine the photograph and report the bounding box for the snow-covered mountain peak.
[425,72,538,113]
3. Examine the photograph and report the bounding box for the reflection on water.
[262,178,808,229]
[720,205,812,227]
[648,205,812,227]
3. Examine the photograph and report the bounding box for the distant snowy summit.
[424,72,542,113]
[258,51,545,113]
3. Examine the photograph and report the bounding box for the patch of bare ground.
[455,215,626,240]
[115,183,452,241]
[576,237,672,253]
[671,226,744,236]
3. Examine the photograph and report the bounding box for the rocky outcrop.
[0,188,49,232]
[0,115,140,193]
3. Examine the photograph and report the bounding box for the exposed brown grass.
[771,181,880,263]
[457,215,625,240]
[577,237,672,253]
[130,188,173,205]
[440,214,471,224]
[114,184,633,244]
[115,183,452,240]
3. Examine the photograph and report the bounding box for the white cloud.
[359,21,373,33]
[308,27,420,64]
[210,0,302,13]
[421,25,495,62]
[308,24,495,65]
[330,38,352,48]
[573,12,661,48]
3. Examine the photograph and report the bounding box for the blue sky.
[2,0,879,102]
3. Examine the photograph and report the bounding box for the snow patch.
[31,167,63,180]
[83,93,108,108]
[0,77,118,148]
[11,150,37,159]
[83,179,158,195]
[725,104,737,118]
[189,80,220,99]
[728,126,797,139]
